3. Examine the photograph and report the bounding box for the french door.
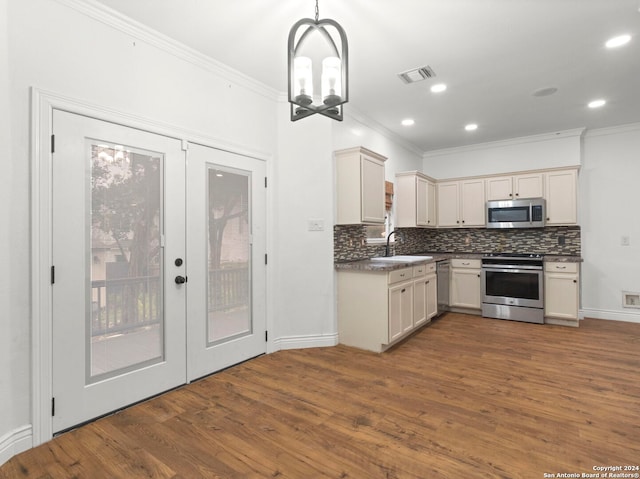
[185,144,266,381]
[51,110,265,433]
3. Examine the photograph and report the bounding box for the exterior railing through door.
[90,264,249,336]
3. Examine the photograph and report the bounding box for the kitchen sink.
[370,255,433,263]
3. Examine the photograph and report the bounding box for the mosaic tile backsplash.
[334,225,581,262]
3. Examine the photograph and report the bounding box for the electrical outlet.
[621,235,630,246]
[557,235,565,245]
[623,291,640,308]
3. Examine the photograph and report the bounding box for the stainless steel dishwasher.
[436,260,450,316]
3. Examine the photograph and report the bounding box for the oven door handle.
[482,266,543,273]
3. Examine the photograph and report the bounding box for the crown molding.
[424,128,586,159]
[583,121,640,139]
[54,0,279,102]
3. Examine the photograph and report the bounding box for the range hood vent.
[397,66,436,84]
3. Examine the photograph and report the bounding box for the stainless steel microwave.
[486,198,546,228]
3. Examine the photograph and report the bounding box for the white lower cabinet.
[450,259,482,310]
[337,263,436,353]
[544,262,580,326]
[413,262,438,328]
[388,276,414,342]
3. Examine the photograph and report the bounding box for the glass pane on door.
[207,167,251,344]
[89,142,164,381]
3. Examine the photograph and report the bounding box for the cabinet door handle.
[556,266,567,269]
[515,193,519,196]
[462,262,470,265]
[400,273,405,277]
[477,274,481,278]
[462,220,465,224]
[509,193,513,197]
[425,281,429,284]
[401,288,406,293]
[573,279,577,283]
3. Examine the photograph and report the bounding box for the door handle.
[175,275,187,284]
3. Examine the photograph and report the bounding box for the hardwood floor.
[3,314,640,478]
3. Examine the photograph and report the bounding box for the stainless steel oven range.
[481,253,544,324]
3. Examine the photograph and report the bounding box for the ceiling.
[94,0,640,152]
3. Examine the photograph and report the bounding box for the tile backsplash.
[334,225,581,262]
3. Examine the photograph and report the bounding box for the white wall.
[0,0,23,462]
[580,124,640,322]
[423,129,583,179]
[272,104,337,347]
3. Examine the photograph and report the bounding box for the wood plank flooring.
[3,314,640,478]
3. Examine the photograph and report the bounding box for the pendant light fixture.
[287,0,349,121]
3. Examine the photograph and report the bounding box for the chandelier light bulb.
[293,57,313,105]
[322,56,342,106]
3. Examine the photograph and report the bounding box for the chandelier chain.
[315,0,319,23]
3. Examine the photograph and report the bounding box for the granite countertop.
[334,258,435,272]
[335,252,582,271]
[543,255,583,263]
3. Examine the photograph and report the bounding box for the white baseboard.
[580,308,640,324]
[273,333,339,351]
[0,425,33,467]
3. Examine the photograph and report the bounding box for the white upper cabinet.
[486,172,544,201]
[395,172,436,228]
[396,166,577,229]
[335,147,387,225]
[437,179,485,228]
[545,168,578,225]
[514,173,545,199]
[460,178,486,226]
[436,181,460,227]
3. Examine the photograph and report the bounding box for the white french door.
[50,110,266,433]
[186,143,266,381]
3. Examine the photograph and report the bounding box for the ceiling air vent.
[397,66,436,84]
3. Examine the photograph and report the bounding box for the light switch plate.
[308,219,324,232]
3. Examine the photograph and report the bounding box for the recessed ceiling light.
[588,99,606,108]
[606,34,631,48]
[430,83,447,93]
[401,119,415,126]
[465,123,478,131]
